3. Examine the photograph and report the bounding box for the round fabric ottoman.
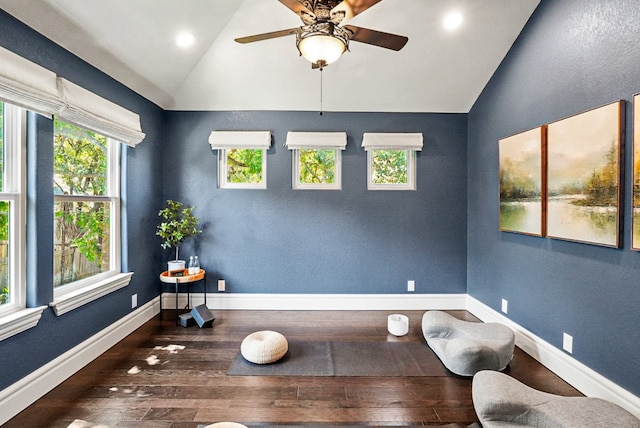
[240,330,288,364]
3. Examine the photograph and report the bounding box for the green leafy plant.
[156,200,201,262]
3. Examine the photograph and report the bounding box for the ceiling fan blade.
[331,0,383,21]
[343,25,408,51]
[235,28,299,44]
[279,0,316,23]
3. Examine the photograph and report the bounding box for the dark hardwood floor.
[4,310,581,427]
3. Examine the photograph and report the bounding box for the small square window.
[367,149,416,190]
[293,148,341,190]
[361,133,422,191]
[285,132,347,190]
[218,148,267,189]
[209,131,272,190]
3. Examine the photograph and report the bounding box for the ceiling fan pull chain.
[319,66,324,116]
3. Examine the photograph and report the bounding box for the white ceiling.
[0,0,539,112]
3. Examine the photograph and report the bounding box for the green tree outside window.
[227,148,263,184]
[299,148,335,184]
[53,119,110,286]
[372,150,407,184]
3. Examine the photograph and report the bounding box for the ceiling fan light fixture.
[296,24,349,66]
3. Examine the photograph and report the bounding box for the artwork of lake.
[546,101,622,247]
[499,127,544,236]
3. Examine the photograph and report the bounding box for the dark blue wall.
[0,10,164,390]
[164,111,468,294]
[468,0,640,395]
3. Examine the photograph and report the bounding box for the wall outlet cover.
[563,332,573,354]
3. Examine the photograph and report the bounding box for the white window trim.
[51,134,130,314]
[0,104,27,317]
[0,104,46,340]
[366,149,417,191]
[50,272,133,316]
[0,306,48,341]
[285,132,347,190]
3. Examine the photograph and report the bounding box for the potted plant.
[156,199,201,272]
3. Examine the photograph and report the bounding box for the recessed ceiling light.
[443,12,463,31]
[176,32,195,48]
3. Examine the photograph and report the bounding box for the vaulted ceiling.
[0,0,539,112]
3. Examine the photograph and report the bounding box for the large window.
[362,133,423,191]
[53,118,122,296]
[0,102,26,316]
[286,132,347,190]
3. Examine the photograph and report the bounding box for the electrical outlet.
[218,279,226,292]
[501,298,508,314]
[563,332,573,354]
[407,280,415,292]
[131,294,137,309]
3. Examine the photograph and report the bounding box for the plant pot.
[167,260,185,272]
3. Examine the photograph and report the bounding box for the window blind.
[208,131,272,150]
[361,133,423,151]
[0,46,63,116]
[285,132,348,150]
[56,78,145,147]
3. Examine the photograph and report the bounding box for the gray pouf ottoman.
[422,310,515,376]
[240,330,288,364]
[472,370,640,427]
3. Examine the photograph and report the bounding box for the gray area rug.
[228,341,448,377]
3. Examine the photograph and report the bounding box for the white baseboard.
[466,295,640,419]
[0,298,160,426]
[162,292,468,311]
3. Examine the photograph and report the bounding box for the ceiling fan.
[235,0,408,69]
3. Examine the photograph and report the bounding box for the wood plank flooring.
[4,310,581,427]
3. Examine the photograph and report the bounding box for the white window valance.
[361,133,423,151]
[0,46,64,116]
[0,47,145,146]
[56,78,145,147]
[208,131,272,150]
[285,132,348,150]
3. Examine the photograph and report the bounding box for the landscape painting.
[499,126,546,236]
[546,100,623,247]
[633,94,640,250]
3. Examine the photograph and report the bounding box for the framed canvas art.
[546,100,624,247]
[633,94,640,250]
[499,126,546,236]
